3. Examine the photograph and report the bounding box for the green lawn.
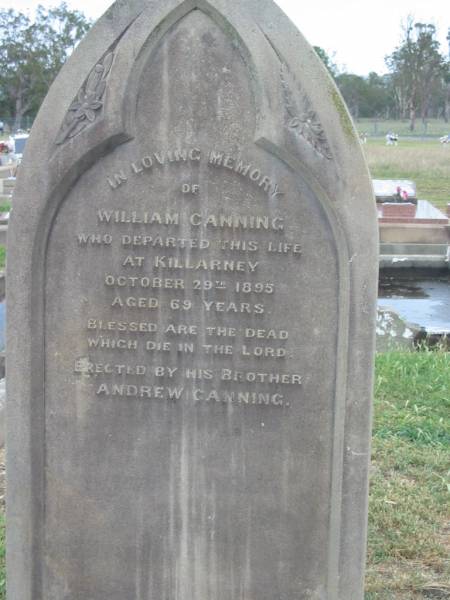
[0,351,448,598]
[364,139,450,210]
[366,350,450,599]
[0,516,3,599]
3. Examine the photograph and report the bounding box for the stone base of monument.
[0,166,14,180]
[0,177,16,202]
[379,199,450,251]
[380,243,450,270]
[375,183,450,253]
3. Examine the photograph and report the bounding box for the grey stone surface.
[376,308,418,352]
[380,243,449,256]
[6,1,378,599]
[0,167,14,180]
[379,244,450,270]
[0,379,4,448]
[380,255,450,270]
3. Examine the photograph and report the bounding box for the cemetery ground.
[365,350,450,599]
[0,351,447,599]
[364,138,450,211]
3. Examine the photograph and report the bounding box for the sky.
[2,0,449,75]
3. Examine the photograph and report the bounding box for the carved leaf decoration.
[101,51,114,78]
[86,66,103,95]
[55,51,115,146]
[280,63,332,160]
[280,63,299,120]
[95,80,107,100]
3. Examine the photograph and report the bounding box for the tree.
[444,29,450,122]
[335,73,367,118]
[386,18,446,130]
[0,3,90,130]
[313,46,338,79]
[365,72,396,118]
[336,72,395,119]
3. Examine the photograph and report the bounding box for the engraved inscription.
[105,148,284,199]
[72,144,305,408]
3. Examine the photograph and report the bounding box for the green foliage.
[374,351,450,446]
[386,19,448,130]
[0,515,4,599]
[313,46,338,78]
[366,351,450,598]
[335,72,394,119]
[368,438,449,558]
[316,19,449,124]
[0,246,5,271]
[0,3,91,129]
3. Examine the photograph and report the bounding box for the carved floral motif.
[280,63,332,160]
[56,52,114,145]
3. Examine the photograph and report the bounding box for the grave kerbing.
[7,1,378,599]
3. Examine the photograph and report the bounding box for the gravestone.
[372,179,417,203]
[7,1,378,599]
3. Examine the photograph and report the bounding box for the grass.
[0,351,447,598]
[0,516,3,599]
[374,351,449,446]
[0,247,5,271]
[364,139,450,210]
[366,350,450,599]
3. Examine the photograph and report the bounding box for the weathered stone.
[7,1,378,599]
[381,203,417,219]
[376,307,418,352]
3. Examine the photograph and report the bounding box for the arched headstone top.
[16,0,371,214]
